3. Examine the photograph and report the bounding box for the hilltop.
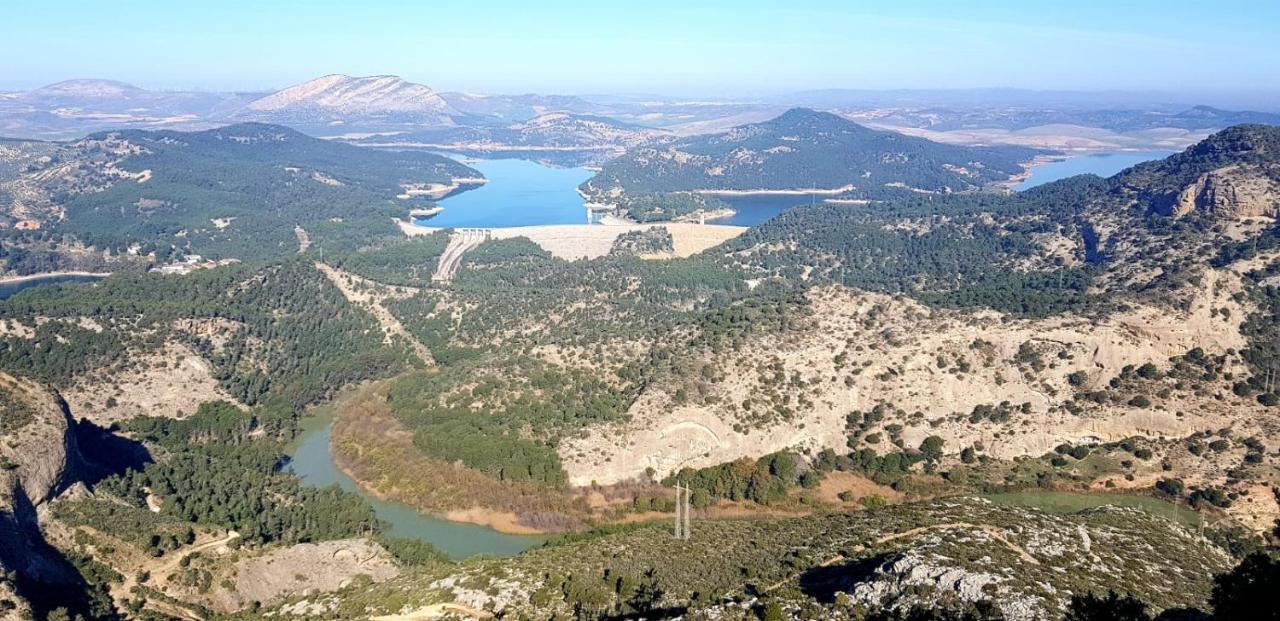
[240,74,458,126]
[21,79,147,101]
[580,108,1040,204]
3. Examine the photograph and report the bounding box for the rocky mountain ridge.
[242,74,457,124]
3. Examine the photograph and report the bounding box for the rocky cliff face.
[0,372,86,614]
[1174,163,1280,219]
[0,372,82,506]
[1115,124,1280,218]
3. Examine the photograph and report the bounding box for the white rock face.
[1174,164,1280,219]
[245,74,456,119]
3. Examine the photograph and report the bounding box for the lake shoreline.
[689,183,857,197]
[330,456,549,536]
[0,270,112,285]
[289,382,550,556]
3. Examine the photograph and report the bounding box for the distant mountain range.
[846,104,1280,134]
[241,74,458,126]
[439,92,608,121]
[345,111,668,166]
[582,108,1039,200]
[2,75,1277,154]
[0,79,259,138]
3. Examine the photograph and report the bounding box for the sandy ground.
[223,539,399,610]
[813,471,903,505]
[441,508,546,535]
[399,220,746,261]
[371,603,493,620]
[63,341,243,423]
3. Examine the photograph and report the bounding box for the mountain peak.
[243,74,456,121]
[27,79,145,99]
[758,108,869,134]
[1187,123,1280,158]
[770,107,847,123]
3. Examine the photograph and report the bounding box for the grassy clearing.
[983,490,1202,528]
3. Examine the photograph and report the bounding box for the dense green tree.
[1209,552,1280,620]
[1064,591,1151,621]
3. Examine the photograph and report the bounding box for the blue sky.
[3,0,1278,97]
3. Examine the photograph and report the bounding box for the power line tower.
[683,483,691,540]
[673,481,691,540]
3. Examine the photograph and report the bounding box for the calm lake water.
[1014,150,1173,190]
[413,157,596,228]
[0,274,106,300]
[287,409,546,559]
[713,195,815,227]
[414,151,1175,230]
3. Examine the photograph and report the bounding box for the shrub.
[859,495,887,510]
[919,436,945,462]
[1154,478,1185,498]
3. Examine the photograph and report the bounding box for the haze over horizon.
[4,0,1279,106]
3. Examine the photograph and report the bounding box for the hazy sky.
[3,0,1278,96]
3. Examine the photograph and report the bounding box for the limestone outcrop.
[1175,164,1280,219]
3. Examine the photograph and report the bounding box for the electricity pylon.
[673,481,691,540]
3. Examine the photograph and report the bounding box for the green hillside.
[53,123,479,261]
[582,108,1040,201]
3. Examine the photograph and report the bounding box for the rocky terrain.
[250,498,1233,620]
[560,269,1259,483]
[0,372,85,619]
[240,74,458,126]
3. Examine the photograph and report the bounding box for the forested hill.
[720,124,1280,313]
[24,123,480,262]
[581,108,1039,200]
